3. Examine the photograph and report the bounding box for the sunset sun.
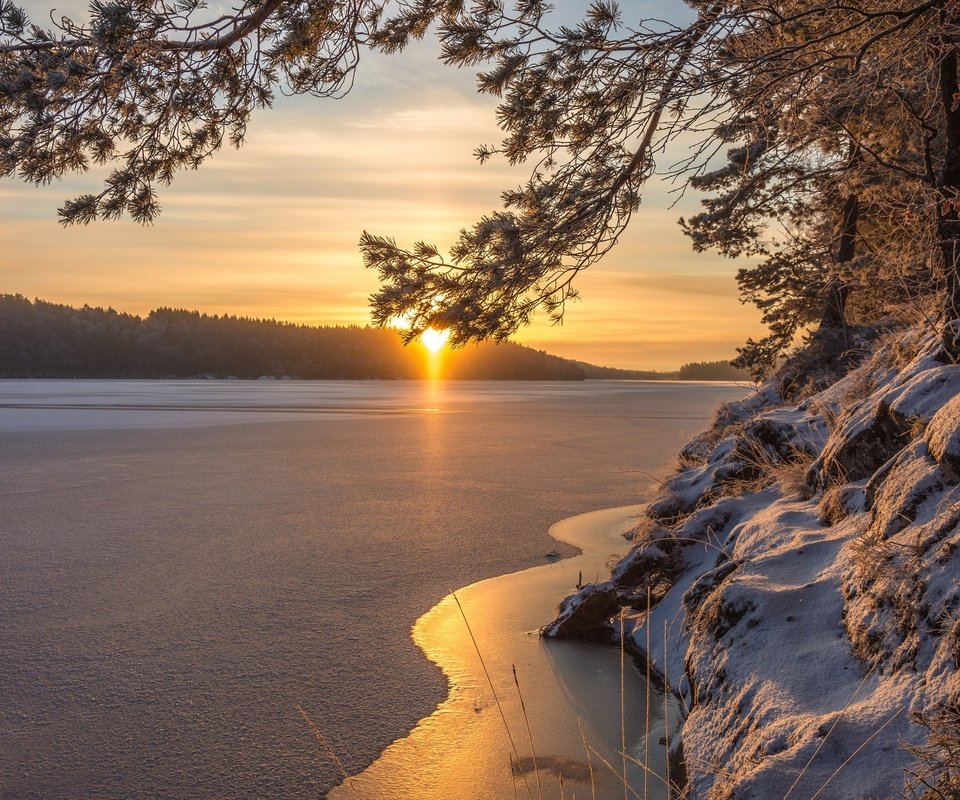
[421,327,450,353]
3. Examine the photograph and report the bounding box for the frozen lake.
[0,379,749,798]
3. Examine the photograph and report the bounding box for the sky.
[0,2,766,371]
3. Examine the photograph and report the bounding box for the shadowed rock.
[542,582,619,641]
[812,400,907,490]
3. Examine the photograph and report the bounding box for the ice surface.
[0,378,747,799]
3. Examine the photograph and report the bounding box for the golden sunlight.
[421,327,450,353]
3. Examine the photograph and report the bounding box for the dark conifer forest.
[0,295,748,381]
[0,295,588,379]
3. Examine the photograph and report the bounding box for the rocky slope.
[546,325,960,800]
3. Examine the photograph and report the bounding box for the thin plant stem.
[588,744,646,800]
[781,664,877,800]
[295,705,360,796]
[453,592,536,800]
[513,664,545,800]
[903,767,939,799]
[645,587,652,800]
[808,707,905,800]
[622,749,676,794]
[577,718,598,800]
[664,620,671,800]
[680,754,738,784]
[621,608,628,800]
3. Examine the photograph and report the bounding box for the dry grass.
[676,449,705,472]
[860,320,929,376]
[790,375,828,403]
[807,396,841,431]
[716,433,816,500]
[844,530,926,672]
[901,707,960,800]
[774,457,817,501]
[836,367,877,416]
[818,484,853,526]
[630,515,663,544]
[906,414,929,440]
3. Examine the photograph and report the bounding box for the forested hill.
[0,296,750,381]
[576,360,751,381]
[0,295,585,380]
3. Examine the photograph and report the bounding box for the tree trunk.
[819,193,858,331]
[938,47,960,324]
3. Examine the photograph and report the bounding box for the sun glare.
[421,327,450,353]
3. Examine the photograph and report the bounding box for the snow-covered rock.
[926,394,960,477]
[541,581,620,640]
[811,398,908,489]
[884,366,960,425]
[546,326,960,799]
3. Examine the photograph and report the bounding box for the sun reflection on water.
[422,330,447,384]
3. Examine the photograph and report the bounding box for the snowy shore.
[547,326,960,799]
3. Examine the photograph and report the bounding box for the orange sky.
[0,14,765,370]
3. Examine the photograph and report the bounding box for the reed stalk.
[644,587,652,800]
[620,608,628,800]
[512,664,545,800]
[453,592,536,800]
[577,718,598,800]
[588,744,645,800]
[781,664,877,800]
[621,749,672,793]
[296,705,360,796]
[663,620,671,800]
[807,707,905,800]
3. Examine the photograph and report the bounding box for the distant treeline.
[0,295,749,381]
[0,295,584,380]
[677,360,752,381]
[577,360,750,381]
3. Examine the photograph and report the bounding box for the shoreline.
[328,504,674,800]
